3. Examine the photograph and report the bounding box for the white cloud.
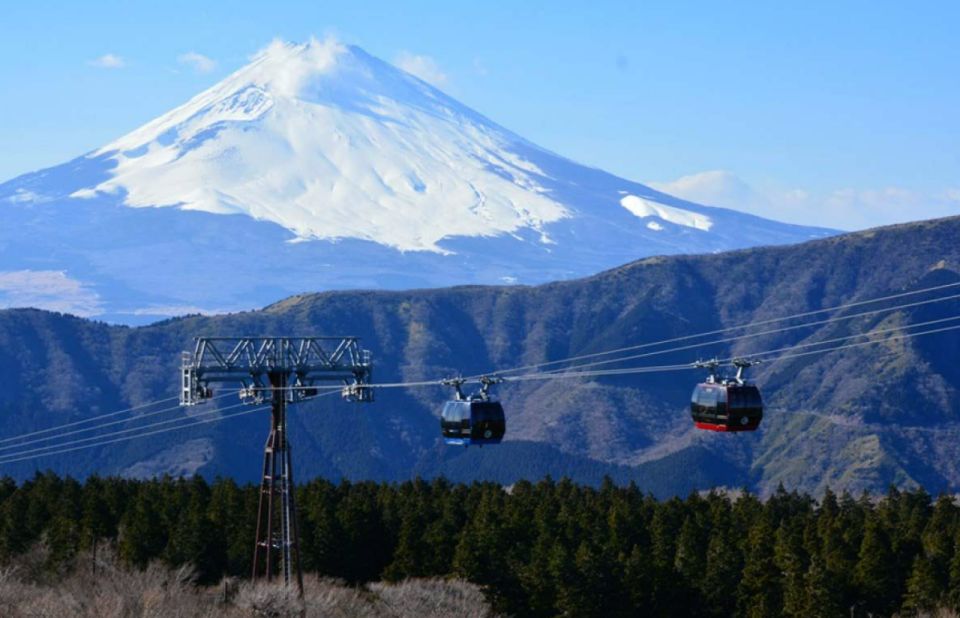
[131,304,230,317]
[7,188,43,203]
[0,270,102,316]
[648,170,960,231]
[394,51,448,87]
[178,51,217,74]
[90,54,126,69]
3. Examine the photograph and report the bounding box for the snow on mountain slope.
[0,38,835,323]
[75,40,567,252]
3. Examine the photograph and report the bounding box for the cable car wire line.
[534,292,960,375]
[0,391,343,465]
[754,322,960,366]
[0,396,180,445]
[8,288,952,450]
[0,400,258,463]
[225,316,960,395]
[10,325,955,466]
[0,405,273,466]
[9,291,957,458]
[497,321,960,384]
[715,314,960,367]
[466,280,960,380]
[0,392,239,453]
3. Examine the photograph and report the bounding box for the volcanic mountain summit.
[0,39,832,322]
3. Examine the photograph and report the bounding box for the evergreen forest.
[3,473,960,617]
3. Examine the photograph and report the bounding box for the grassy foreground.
[0,547,493,617]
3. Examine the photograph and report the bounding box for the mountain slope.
[0,39,832,323]
[0,216,956,496]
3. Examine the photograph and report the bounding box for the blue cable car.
[440,376,506,446]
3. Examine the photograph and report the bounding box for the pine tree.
[901,553,942,615]
[774,520,808,618]
[737,516,782,618]
[853,513,898,616]
[803,554,843,618]
[119,485,166,569]
[921,494,956,592]
[207,477,251,577]
[946,526,960,613]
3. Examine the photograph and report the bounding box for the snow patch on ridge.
[620,194,713,231]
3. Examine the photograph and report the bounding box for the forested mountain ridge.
[0,215,958,496]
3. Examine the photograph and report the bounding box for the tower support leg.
[251,372,304,597]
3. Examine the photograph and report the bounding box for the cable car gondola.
[440,377,506,446]
[690,358,763,432]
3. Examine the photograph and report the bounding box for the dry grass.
[0,546,495,617]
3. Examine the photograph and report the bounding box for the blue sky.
[1,1,957,229]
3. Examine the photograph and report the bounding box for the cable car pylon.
[179,337,373,596]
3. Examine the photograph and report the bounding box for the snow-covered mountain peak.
[78,38,567,251]
[0,39,835,322]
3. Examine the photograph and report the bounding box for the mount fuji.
[0,39,833,323]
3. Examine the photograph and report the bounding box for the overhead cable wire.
[0,400,257,463]
[716,314,960,367]
[757,323,960,365]
[0,401,245,462]
[536,292,960,375]
[0,392,238,453]
[229,314,960,393]
[0,405,273,466]
[470,280,960,379]
[0,396,180,445]
[498,322,960,384]
[9,323,953,466]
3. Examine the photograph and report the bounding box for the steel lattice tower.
[180,337,373,595]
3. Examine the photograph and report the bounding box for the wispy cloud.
[90,53,126,69]
[394,51,448,87]
[178,51,217,74]
[131,304,231,317]
[0,270,102,316]
[473,58,489,77]
[648,170,960,231]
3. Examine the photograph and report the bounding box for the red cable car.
[690,359,763,432]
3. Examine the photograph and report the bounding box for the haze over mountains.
[0,216,957,497]
[0,39,832,324]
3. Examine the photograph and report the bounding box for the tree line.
[1,472,959,616]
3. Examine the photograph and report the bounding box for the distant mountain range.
[0,215,957,497]
[0,39,832,324]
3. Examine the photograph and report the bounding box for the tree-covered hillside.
[2,474,960,617]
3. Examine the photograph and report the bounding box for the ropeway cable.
[0,391,341,464]
[0,405,273,466]
[712,314,960,367]
[0,400,255,463]
[534,292,960,375]
[7,285,951,450]
[499,321,960,384]
[6,280,958,448]
[0,392,239,453]
[7,283,959,455]
[469,279,960,379]
[254,316,960,392]
[755,322,960,365]
[0,396,180,445]
[3,326,957,466]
